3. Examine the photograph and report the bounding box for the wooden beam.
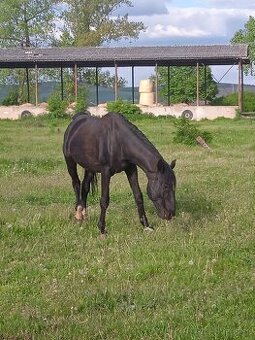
[132,66,135,104]
[74,63,78,102]
[35,63,38,106]
[26,68,30,103]
[167,66,170,106]
[196,62,199,106]
[204,65,207,105]
[155,62,158,105]
[238,60,244,112]
[114,63,118,101]
[95,67,99,105]
[60,67,64,100]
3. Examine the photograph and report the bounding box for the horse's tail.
[90,173,98,196]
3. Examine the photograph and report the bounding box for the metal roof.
[0,44,250,68]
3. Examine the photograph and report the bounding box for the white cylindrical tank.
[139,92,154,106]
[139,79,154,93]
[139,79,155,105]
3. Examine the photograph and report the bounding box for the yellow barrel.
[139,92,154,106]
[139,79,154,93]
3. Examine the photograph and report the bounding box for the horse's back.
[63,112,130,170]
[63,112,95,157]
[64,112,123,151]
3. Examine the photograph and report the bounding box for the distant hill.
[0,83,139,105]
[217,83,255,97]
[0,82,254,104]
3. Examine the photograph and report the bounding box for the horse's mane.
[114,113,162,157]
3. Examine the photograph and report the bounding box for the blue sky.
[112,0,255,85]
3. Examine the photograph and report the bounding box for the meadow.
[0,114,254,339]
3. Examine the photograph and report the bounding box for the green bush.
[47,82,89,118]
[212,91,255,112]
[173,118,213,146]
[75,85,88,113]
[47,93,68,118]
[2,88,19,106]
[107,99,142,115]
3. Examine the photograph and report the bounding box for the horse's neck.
[124,134,161,174]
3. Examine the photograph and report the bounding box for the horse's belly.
[70,133,129,173]
[78,156,129,174]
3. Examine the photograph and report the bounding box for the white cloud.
[132,7,255,42]
[204,0,255,9]
[145,24,209,38]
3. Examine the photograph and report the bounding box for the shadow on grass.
[177,190,221,221]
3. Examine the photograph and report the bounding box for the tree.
[0,0,57,47]
[231,16,255,76]
[157,66,218,104]
[80,68,127,87]
[58,0,146,47]
[0,0,58,103]
[0,1,145,103]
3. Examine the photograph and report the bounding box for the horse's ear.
[170,159,176,170]
[157,159,165,173]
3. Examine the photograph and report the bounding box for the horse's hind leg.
[81,170,94,219]
[65,157,84,221]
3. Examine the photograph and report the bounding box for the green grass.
[0,115,254,339]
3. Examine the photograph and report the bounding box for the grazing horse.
[63,112,176,236]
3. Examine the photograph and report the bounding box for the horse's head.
[147,159,176,220]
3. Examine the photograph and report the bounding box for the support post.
[204,65,207,105]
[35,63,38,106]
[167,66,171,106]
[96,66,99,105]
[74,63,78,102]
[132,66,135,104]
[196,62,200,106]
[238,60,244,112]
[60,67,64,100]
[114,62,118,101]
[155,62,158,105]
[26,68,30,103]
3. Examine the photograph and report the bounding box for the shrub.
[47,82,89,118]
[75,85,88,113]
[47,93,68,118]
[107,99,142,115]
[173,118,213,146]
[212,91,255,112]
[2,88,19,106]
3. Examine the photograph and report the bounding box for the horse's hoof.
[144,227,154,232]
[98,233,107,240]
[75,205,84,221]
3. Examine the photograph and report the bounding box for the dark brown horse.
[63,112,176,236]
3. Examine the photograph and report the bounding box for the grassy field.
[0,114,254,339]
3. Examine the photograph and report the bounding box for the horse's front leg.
[98,169,111,237]
[125,165,153,231]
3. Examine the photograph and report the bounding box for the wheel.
[21,110,32,118]
[181,109,193,120]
